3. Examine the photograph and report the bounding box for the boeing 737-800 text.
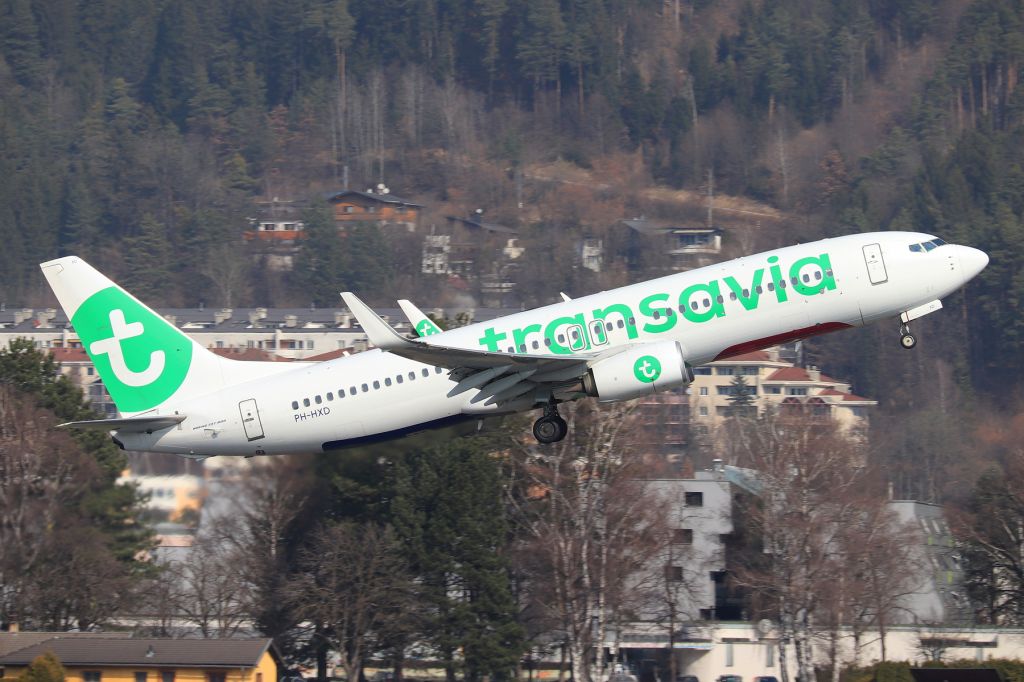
[40,231,988,455]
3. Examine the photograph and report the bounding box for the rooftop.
[0,635,277,668]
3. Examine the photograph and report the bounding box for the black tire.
[900,333,917,349]
[552,415,569,441]
[534,417,562,444]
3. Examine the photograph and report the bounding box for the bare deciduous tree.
[507,401,664,682]
[287,522,414,682]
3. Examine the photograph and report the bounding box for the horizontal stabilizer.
[59,414,186,433]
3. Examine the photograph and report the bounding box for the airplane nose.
[958,245,989,284]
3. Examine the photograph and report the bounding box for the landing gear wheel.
[898,322,917,350]
[533,403,569,444]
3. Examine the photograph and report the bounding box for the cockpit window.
[908,238,948,253]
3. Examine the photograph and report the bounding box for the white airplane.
[40,231,987,456]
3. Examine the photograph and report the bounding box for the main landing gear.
[533,402,568,444]
[899,322,917,350]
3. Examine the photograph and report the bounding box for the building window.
[135,673,147,682]
[765,642,775,667]
[787,387,808,396]
[208,674,226,682]
[725,643,734,667]
[741,366,759,375]
[699,406,709,417]
[664,565,684,582]
[699,387,708,395]
[685,492,704,507]
[162,674,175,682]
[693,367,711,375]
[672,528,693,544]
[715,366,734,375]
[84,673,101,682]
[765,386,781,394]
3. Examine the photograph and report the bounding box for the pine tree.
[391,439,525,682]
[292,202,347,307]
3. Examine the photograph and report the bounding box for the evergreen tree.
[292,202,346,308]
[17,652,65,682]
[392,439,525,682]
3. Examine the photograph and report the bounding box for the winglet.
[341,292,417,351]
[398,299,444,337]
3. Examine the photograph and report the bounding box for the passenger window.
[422,368,429,377]
[303,398,310,407]
[814,271,822,280]
[653,311,661,320]
[606,322,614,330]
[315,395,322,404]
[779,280,787,288]
[826,269,834,277]
[519,343,527,352]
[409,371,416,380]
[803,274,810,283]
[385,377,392,386]
[291,401,299,410]
[532,340,540,349]
[436,367,444,374]
[544,337,553,346]
[350,386,357,395]
[507,346,514,352]
[755,286,762,294]
[791,277,799,285]
[767,283,774,291]
[558,334,565,343]
[617,319,625,328]
[703,298,710,307]
[729,292,737,300]
[691,301,698,311]
[678,305,686,313]
[742,289,749,297]
[338,390,345,398]
[361,384,369,392]
[373,380,380,389]
[716,295,724,303]
[628,317,636,325]
[666,307,675,316]
[397,375,403,384]
[327,392,334,401]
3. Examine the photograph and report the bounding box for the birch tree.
[507,401,664,682]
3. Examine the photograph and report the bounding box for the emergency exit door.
[862,243,888,284]
[239,399,265,441]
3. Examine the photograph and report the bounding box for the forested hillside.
[4,0,1024,492]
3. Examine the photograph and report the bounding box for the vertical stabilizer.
[40,256,228,417]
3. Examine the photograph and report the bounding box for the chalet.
[621,218,723,271]
[326,186,422,231]
[0,635,280,682]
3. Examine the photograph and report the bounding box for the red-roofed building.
[690,346,876,444]
[49,347,116,417]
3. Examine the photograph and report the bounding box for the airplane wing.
[343,292,595,405]
[59,414,187,433]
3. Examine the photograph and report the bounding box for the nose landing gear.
[533,402,568,444]
[899,322,917,349]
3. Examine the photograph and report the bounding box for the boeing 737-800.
[40,231,988,455]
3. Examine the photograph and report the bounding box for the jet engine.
[582,340,694,402]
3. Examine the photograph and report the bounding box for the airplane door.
[239,399,265,441]
[862,243,888,285]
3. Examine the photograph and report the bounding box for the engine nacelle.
[582,340,694,402]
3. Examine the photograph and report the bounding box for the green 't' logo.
[416,318,442,336]
[633,355,662,383]
[72,286,192,412]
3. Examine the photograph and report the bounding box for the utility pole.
[706,168,714,229]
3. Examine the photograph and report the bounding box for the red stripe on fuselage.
[713,322,853,361]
